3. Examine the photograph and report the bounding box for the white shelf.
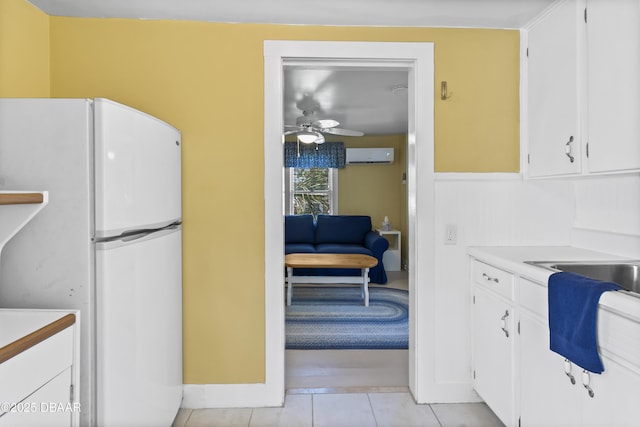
[376,229,401,272]
[0,191,48,255]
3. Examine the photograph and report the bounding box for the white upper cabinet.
[525,0,640,177]
[585,0,640,173]
[526,0,583,178]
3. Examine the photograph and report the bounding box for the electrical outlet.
[445,224,457,245]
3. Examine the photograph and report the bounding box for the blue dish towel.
[548,271,621,374]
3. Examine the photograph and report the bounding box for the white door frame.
[264,40,436,405]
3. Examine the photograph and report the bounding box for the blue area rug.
[285,286,408,350]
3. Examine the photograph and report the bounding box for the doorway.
[263,41,435,405]
[282,63,410,390]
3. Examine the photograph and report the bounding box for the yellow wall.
[338,135,407,263]
[1,7,521,384]
[0,0,50,96]
[434,30,520,172]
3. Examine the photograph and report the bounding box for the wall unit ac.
[346,148,394,164]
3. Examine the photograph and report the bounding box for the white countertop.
[467,246,640,321]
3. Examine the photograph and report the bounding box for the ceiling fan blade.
[322,127,364,137]
[283,130,299,136]
[284,125,300,130]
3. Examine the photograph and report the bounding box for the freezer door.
[96,226,182,427]
[94,99,181,238]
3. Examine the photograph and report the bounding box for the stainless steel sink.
[525,260,640,294]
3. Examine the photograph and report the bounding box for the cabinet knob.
[500,310,510,338]
[582,370,595,398]
[563,359,576,385]
[565,136,575,163]
[482,273,499,284]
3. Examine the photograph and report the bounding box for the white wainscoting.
[572,174,640,258]
[432,177,575,391]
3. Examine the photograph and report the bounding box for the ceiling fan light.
[297,131,319,144]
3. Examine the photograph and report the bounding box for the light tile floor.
[172,392,504,427]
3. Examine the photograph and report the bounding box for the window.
[286,167,338,215]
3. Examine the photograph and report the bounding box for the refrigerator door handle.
[96,224,182,249]
[121,232,150,243]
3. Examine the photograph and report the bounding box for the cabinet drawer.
[472,260,514,300]
[519,278,548,319]
[0,327,73,414]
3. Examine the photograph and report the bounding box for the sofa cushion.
[285,243,317,254]
[285,214,315,244]
[316,244,374,257]
[315,215,372,244]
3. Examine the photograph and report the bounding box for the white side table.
[376,229,401,271]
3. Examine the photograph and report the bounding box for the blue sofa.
[284,214,389,284]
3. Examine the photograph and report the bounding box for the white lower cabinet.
[581,355,640,427]
[0,310,79,427]
[471,256,640,427]
[1,368,73,427]
[471,261,515,426]
[518,277,640,427]
[520,309,640,427]
[519,311,581,427]
[473,287,514,425]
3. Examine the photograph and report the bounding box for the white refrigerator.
[0,98,183,427]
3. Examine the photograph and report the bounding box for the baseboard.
[287,385,410,395]
[182,383,284,409]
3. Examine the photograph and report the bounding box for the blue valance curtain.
[284,141,346,169]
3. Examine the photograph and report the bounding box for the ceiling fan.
[283,95,364,144]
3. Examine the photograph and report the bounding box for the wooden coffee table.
[285,253,378,306]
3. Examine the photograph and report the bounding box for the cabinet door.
[473,287,514,425]
[581,356,640,427]
[0,368,72,427]
[527,0,583,177]
[519,312,581,427]
[586,0,640,173]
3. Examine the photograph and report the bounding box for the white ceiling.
[27,0,554,29]
[27,0,555,136]
[284,67,410,136]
